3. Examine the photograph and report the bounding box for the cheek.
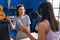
[18,10,21,13]
[22,10,25,13]
[23,10,25,13]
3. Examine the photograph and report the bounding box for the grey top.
[12,15,31,31]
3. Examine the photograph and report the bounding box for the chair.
[0,20,10,40]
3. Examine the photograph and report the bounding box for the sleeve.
[27,15,31,25]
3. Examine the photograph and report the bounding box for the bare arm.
[38,22,46,40]
[27,24,30,32]
[9,20,15,29]
[6,16,15,29]
[18,22,36,40]
[18,21,46,40]
[27,16,31,32]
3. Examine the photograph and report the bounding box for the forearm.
[26,32,36,40]
[9,21,15,29]
[27,25,30,32]
[19,23,36,40]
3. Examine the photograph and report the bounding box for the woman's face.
[18,6,25,16]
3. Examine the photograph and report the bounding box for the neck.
[19,15,24,18]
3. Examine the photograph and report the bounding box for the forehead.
[19,6,25,9]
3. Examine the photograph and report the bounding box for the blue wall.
[10,0,24,8]
[0,0,45,32]
[0,0,24,8]
[23,0,45,11]
[0,0,45,16]
[0,0,8,8]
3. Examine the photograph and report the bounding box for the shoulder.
[38,20,50,27]
[25,15,30,18]
[14,16,18,18]
[25,15,30,20]
[38,20,50,32]
[13,16,18,21]
[38,22,47,28]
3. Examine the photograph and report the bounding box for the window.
[47,0,60,22]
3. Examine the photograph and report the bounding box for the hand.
[6,16,11,22]
[23,27,30,34]
[19,22,30,34]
